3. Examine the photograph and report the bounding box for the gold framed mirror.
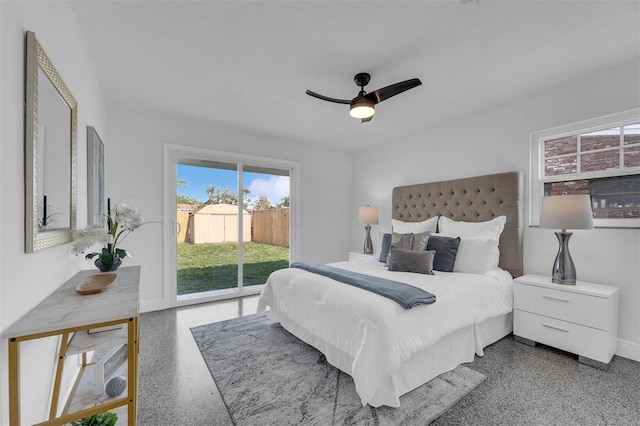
[25,31,77,252]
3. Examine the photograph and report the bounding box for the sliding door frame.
[162,143,299,309]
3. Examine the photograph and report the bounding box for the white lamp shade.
[540,194,594,230]
[357,205,379,225]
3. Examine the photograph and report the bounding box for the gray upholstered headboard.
[391,172,524,277]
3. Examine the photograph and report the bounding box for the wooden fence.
[252,208,289,247]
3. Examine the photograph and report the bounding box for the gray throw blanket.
[290,262,436,309]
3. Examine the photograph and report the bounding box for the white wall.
[105,108,353,311]
[351,57,640,360]
[0,2,107,424]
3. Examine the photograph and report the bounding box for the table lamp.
[357,205,379,255]
[539,194,594,285]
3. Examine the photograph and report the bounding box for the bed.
[257,171,524,408]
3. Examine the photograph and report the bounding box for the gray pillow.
[391,232,413,250]
[385,232,413,264]
[426,235,461,272]
[388,248,436,275]
[411,232,429,251]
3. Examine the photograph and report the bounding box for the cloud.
[247,175,290,205]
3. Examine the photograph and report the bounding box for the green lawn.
[177,242,289,295]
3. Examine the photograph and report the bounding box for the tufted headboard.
[392,172,524,277]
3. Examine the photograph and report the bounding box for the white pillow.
[392,217,438,234]
[452,237,500,274]
[438,216,506,240]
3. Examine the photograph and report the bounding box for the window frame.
[529,108,640,229]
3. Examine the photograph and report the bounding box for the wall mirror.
[25,31,77,252]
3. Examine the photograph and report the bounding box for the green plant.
[71,411,117,426]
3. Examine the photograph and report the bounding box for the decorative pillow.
[426,235,461,272]
[438,216,507,241]
[411,232,430,251]
[392,217,438,234]
[374,232,392,262]
[375,231,430,264]
[385,232,414,264]
[391,232,413,250]
[453,237,500,274]
[388,248,435,275]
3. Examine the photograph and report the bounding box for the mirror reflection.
[25,30,77,252]
[37,67,72,230]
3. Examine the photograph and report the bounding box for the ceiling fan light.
[350,97,375,119]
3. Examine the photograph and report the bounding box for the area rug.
[191,313,486,425]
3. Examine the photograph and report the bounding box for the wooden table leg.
[8,338,20,426]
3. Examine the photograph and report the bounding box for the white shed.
[188,204,251,244]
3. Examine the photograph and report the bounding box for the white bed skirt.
[268,308,513,407]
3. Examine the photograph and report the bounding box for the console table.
[3,266,141,425]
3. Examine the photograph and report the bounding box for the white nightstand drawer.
[514,310,613,363]
[514,283,608,330]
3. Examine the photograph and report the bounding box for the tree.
[276,196,290,208]
[177,194,201,206]
[176,178,203,207]
[205,186,251,208]
[253,195,272,210]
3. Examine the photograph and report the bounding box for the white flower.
[115,203,144,230]
[71,225,112,254]
[71,202,148,260]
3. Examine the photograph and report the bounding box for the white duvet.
[257,260,513,407]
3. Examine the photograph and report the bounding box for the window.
[530,109,640,228]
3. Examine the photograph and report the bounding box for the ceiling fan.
[306,73,422,123]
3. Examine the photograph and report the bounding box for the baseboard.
[140,298,166,313]
[616,338,640,362]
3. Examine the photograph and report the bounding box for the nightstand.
[348,252,376,262]
[513,274,619,370]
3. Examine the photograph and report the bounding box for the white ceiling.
[70,1,640,152]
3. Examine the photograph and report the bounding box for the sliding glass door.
[173,157,291,302]
[241,166,290,287]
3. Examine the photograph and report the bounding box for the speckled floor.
[137,296,640,425]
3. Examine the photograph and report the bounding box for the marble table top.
[3,266,140,339]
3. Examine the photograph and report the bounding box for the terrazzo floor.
[137,295,640,425]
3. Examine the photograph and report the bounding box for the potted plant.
[72,201,146,272]
[71,411,117,426]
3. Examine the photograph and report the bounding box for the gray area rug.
[191,313,486,425]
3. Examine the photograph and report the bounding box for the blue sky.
[177,165,289,205]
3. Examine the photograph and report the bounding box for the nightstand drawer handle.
[542,324,569,333]
[542,295,570,303]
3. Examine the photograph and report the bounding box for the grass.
[177,242,289,295]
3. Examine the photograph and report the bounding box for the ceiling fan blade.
[361,115,374,124]
[365,78,422,104]
[305,90,351,105]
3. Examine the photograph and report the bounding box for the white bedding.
[257,260,513,407]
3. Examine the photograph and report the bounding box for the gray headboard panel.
[391,171,524,277]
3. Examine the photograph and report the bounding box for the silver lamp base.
[363,225,374,255]
[551,231,576,285]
